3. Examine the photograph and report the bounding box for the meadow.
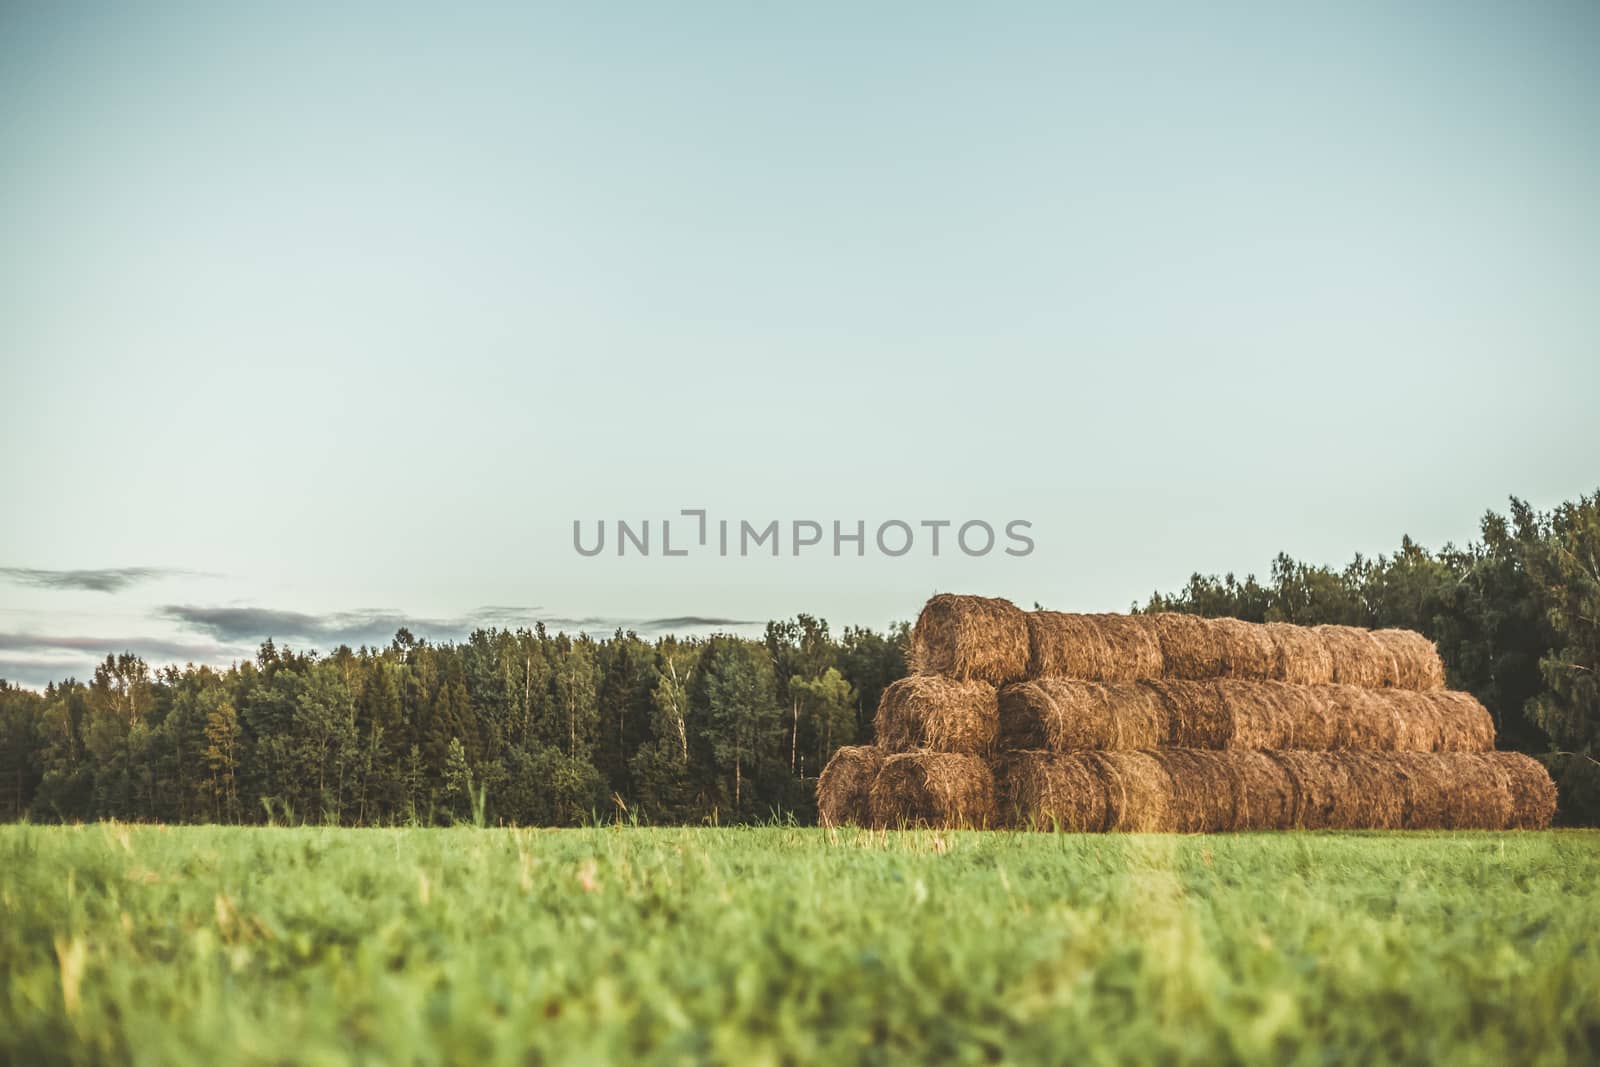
[2,825,1598,1065]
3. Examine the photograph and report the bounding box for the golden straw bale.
[1500,753,1557,830]
[1230,751,1297,830]
[909,594,1030,686]
[1370,629,1446,691]
[874,676,998,755]
[1142,680,1233,747]
[816,746,882,828]
[1154,750,1237,832]
[1026,612,1112,681]
[1338,752,1408,829]
[1085,614,1165,681]
[1148,613,1226,680]
[868,752,996,829]
[1325,686,1398,750]
[1265,622,1335,685]
[1087,752,1175,832]
[995,751,1108,831]
[1315,625,1399,689]
[1385,690,1444,752]
[1429,691,1496,752]
[1221,681,1299,749]
[998,680,1165,751]
[1212,618,1277,681]
[1268,752,1351,829]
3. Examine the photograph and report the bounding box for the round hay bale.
[1230,751,1296,830]
[874,676,999,755]
[995,751,1107,831]
[1499,752,1557,830]
[1338,752,1408,829]
[1086,614,1165,681]
[1269,752,1353,829]
[1148,613,1225,680]
[1265,622,1334,685]
[1276,684,1339,749]
[910,594,1030,686]
[1026,611,1112,681]
[1212,618,1276,681]
[868,751,996,829]
[1326,685,1399,750]
[1219,681,1299,750]
[1428,691,1496,752]
[1370,629,1446,691]
[1314,625,1399,689]
[816,745,882,828]
[1398,753,1456,829]
[1142,680,1233,748]
[1088,751,1174,832]
[1385,690,1444,752]
[1153,750,1237,833]
[998,680,1166,751]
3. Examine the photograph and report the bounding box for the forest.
[0,490,1595,826]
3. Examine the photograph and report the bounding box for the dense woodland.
[1,491,1596,826]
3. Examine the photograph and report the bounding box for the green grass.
[2,826,1598,1065]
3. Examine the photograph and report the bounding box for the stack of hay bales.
[818,594,1556,831]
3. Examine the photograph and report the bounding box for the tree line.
[0,490,1594,825]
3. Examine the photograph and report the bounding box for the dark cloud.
[161,605,763,646]
[0,567,192,593]
[0,632,236,661]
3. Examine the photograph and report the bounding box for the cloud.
[0,632,236,661]
[0,567,192,593]
[160,605,764,646]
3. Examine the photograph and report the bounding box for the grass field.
[2,826,1598,1065]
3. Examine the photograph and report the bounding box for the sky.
[1,2,1597,687]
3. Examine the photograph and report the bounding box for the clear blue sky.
[2,2,1597,685]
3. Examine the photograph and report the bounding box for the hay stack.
[992,750,1555,832]
[997,680,1166,751]
[910,594,1030,685]
[995,751,1108,831]
[868,752,997,829]
[1370,629,1446,690]
[874,676,998,755]
[999,679,1495,754]
[1265,622,1335,685]
[1212,617,1277,680]
[816,745,882,828]
[1147,613,1226,680]
[1314,625,1398,689]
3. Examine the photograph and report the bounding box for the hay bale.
[1025,611,1112,681]
[868,751,996,829]
[816,745,882,828]
[1220,681,1300,749]
[1325,685,1399,750]
[1230,751,1296,830]
[1500,752,1557,830]
[998,680,1165,751]
[1429,691,1496,752]
[1212,618,1277,681]
[1338,752,1408,829]
[909,594,1030,686]
[1268,752,1350,829]
[1314,625,1399,689]
[1370,629,1446,691]
[1265,622,1335,685]
[1086,614,1165,681]
[1148,613,1226,680]
[1153,750,1237,832]
[874,676,998,755]
[1087,751,1174,832]
[1142,680,1233,747]
[995,751,1108,831]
